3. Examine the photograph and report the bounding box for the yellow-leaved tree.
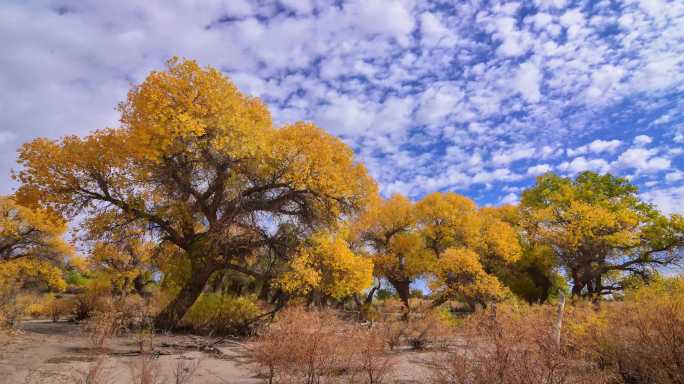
[354,194,432,308]
[0,196,72,326]
[0,196,72,264]
[15,58,377,329]
[521,171,684,298]
[415,192,521,308]
[277,229,373,304]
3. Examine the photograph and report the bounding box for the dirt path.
[0,321,261,384]
[0,321,442,383]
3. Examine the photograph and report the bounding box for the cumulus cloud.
[558,157,611,175]
[492,145,536,165]
[514,61,542,103]
[642,186,684,215]
[665,171,683,183]
[567,139,622,157]
[1,0,683,214]
[634,135,653,146]
[527,164,552,175]
[499,192,519,205]
[279,0,313,14]
[614,148,671,173]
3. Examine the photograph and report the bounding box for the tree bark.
[388,278,411,310]
[154,261,216,331]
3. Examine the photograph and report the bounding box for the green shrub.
[182,293,262,335]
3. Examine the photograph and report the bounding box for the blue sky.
[1,0,683,213]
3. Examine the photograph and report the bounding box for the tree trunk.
[155,262,216,331]
[570,270,584,297]
[388,278,411,310]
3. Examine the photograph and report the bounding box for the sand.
[0,321,439,384]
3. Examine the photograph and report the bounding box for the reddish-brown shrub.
[430,303,607,384]
[376,304,454,351]
[568,279,684,384]
[252,307,395,384]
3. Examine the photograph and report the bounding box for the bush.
[570,277,684,384]
[252,307,395,384]
[182,293,262,335]
[72,277,112,320]
[430,303,606,384]
[377,304,454,350]
[19,293,76,321]
[49,296,77,321]
[0,288,25,328]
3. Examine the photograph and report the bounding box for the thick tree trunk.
[570,270,584,297]
[155,262,216,331]
[388,278,411,310]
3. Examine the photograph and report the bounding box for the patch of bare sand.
[0,321,260,384]
[0,321,450,384]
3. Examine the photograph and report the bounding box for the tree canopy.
[15,58,377,329]
[8,57,683,328]
[520,172,684,297]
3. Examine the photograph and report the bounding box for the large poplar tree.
[15,58,376,329]
[520,172,684,297]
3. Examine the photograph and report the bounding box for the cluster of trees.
[2,58,683,330]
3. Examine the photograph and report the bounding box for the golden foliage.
[278,230,373,300]
[431,248,509,307]
[0,196,72,263]
[182,293,262,335]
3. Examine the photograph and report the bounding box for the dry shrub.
[74,286,151,332]
[181,293,262,335]
[73,278,113,320]
[252,307,395,384]
[0,289,30,328]
[86,310,125,351]
[129,331,164,384]
[45,295,77,321]
[569,279,684,384]
[172,359,201,384]
[354,327,395,384]
[430,303,606,384]
[21,293,77,321]
[377,304,454,350]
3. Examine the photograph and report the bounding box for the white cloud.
[527,163,552,175]
[514,61,542,103]
[499,192,519,205]
[634,135,653,146]
[558,157,611,174]
[224,0,254,17]
[472,168,522,184]
[279,0,314,14]
[492,145,536,165]
[491,16,532,57]
[420,12,454,46]
[559,9,585,27]
[615,147,671,173]
[415,85,463,125]
[567,139,622,156]
[344,0,415,44]
[665,171,683,183]
[642,186,684,215]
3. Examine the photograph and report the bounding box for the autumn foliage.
[2,57,684,383]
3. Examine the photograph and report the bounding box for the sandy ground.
[0,321,437,384]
